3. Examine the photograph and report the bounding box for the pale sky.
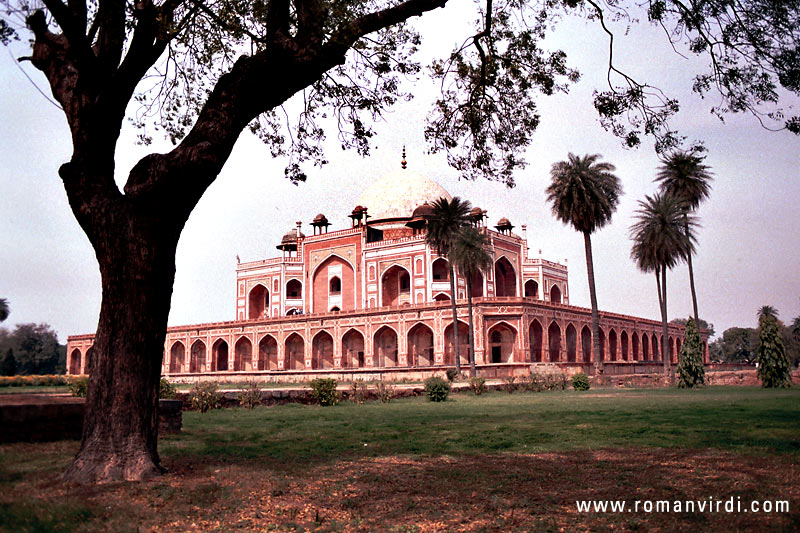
[1,4,798,344]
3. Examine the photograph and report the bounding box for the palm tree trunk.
[448,262,461,373]
[583,232,602,374]
[660,263,670,375]
[465,277,476,377]
[684,216,699,322]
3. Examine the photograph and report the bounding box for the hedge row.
[0,374,73,387]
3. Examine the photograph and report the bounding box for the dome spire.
[401,145,407,169]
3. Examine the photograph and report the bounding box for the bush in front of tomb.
[445,368,460,382]
[756,307,792,388]
[68,376,89,397]
[310,378,340,406]
[468,376,487,395]
[502,376,518,393]
[238,380,263,408]
[375,381,396,403]
[159,377,178,399]
[189,381,222,412]
[425,377,450,402]
[677,318,706,388]
[572,372,590,391]
[349,380,368,404]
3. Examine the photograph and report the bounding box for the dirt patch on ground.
[5,448,798,532]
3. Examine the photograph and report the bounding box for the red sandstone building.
[66,162,702,379]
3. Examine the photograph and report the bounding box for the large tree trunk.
[448,262,461,373]
[465,278,476,377]
[583,232,602,374]
[684,216,699,322]
[64,208,181,484]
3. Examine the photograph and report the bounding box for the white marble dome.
[356,168,452,222]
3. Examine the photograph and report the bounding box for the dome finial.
[401,145,407,169]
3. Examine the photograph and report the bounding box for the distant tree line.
[0,324,66,376]
[699,313,800,368]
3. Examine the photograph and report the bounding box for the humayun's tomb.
[66,158,706,380]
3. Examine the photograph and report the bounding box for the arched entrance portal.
[620,331,629,361]
[69,348,81,375]
[248,284,269,319]
[488,323,516,363]
[381,265,411,307]
[548,322,561,362]
[407,324,434,366]
[566,324,577,362]
[494,257,516,297]
[212,340,228,371]
[169,342,185,373]
[190,340,206,372]
[444,321,469,366]
[550,284,562,304]
[234,337,252,371]
[342,329,365,368]
[312,331,334,369]
[285,334,305,370]
[609,329,618,361]
[258,335,278,370]
[374,326,398,367]
[529,320,543,362]
[432,258,449,281]
[524,279,539,299]
[581,326,592,363]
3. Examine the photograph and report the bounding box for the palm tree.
[450,226,494,377]
[0,298,9,322]
[547,153,622,373]
[630,192,697,374]
[655,150,713,322]
[758,305,779,322]
[426,196,472,373]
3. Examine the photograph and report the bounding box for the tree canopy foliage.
[1,0,798,184]
[0,323,66,375]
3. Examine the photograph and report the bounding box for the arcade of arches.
[138,314,700,375]
[66,306,703,376]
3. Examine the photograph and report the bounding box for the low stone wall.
[0,397,183,443]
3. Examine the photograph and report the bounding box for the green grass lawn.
[1,386,798,532]
[161,386,800,464]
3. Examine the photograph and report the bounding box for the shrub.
[502,376,517,393]
[677,318,706,388]
[757,311,792,388]
[375,381,396,403]
[572,372,590,391]
[68,376,89,397]
[189,381,222,412]
[521,372,543,392]
[468,376,486,395]
[0,374,70,387]
[349,380,368,404]
[445,368,460,382]
[159,377,177,399]
[424,376,450,402]
[238,380,263,408]
[310,378,340,406]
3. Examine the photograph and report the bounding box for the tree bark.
[64,207,181,483]
[448,262,461,373]
[583,232,602,374]
[465,277,476,377]
[684,216,699,322]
